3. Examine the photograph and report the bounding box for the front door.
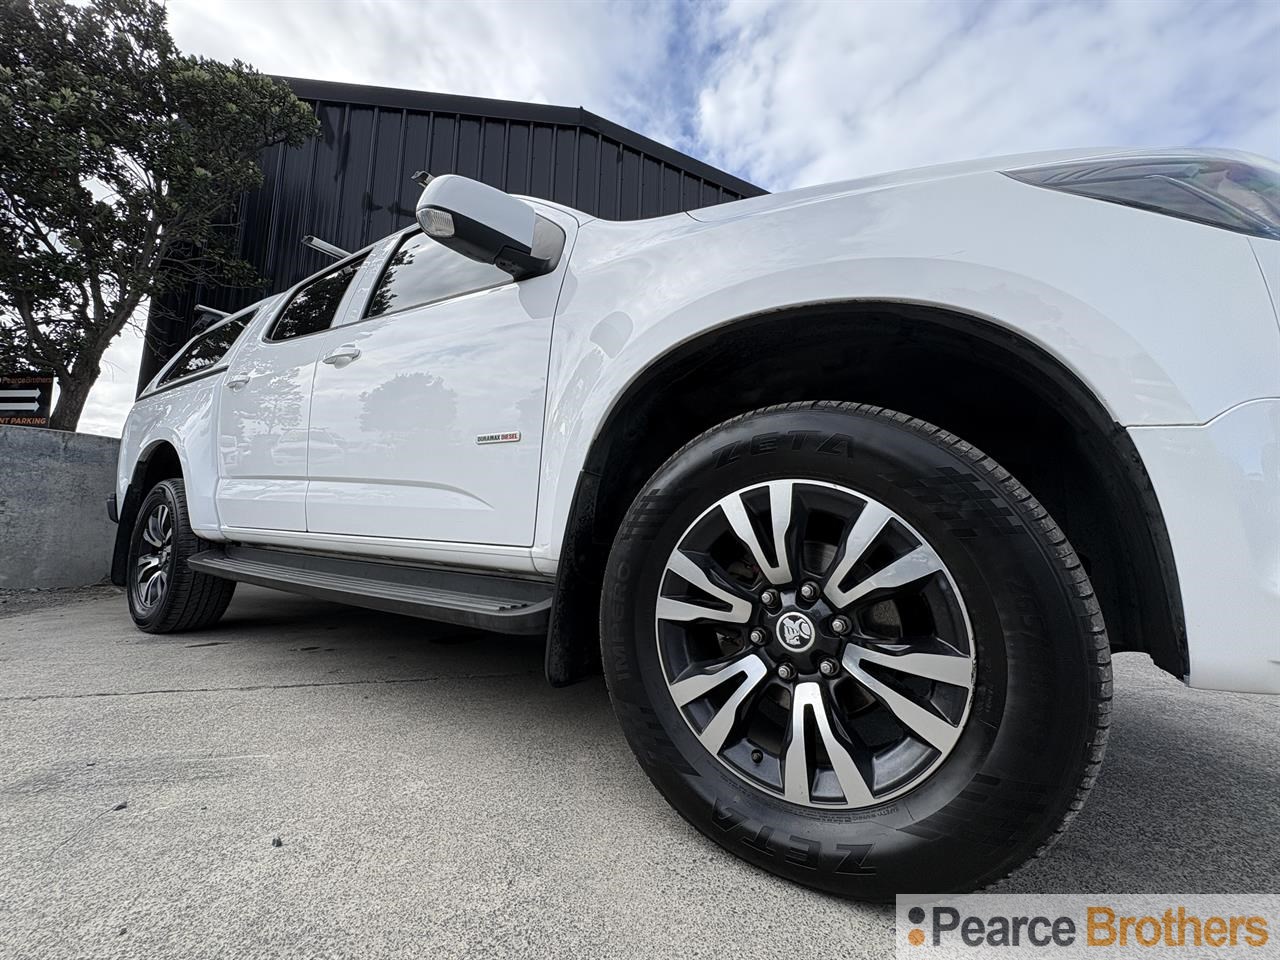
[215,256,367,531]
[304,212,573,546]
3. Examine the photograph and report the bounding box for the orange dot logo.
[907,906,928,946]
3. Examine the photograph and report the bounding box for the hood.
[685,146,1269,223]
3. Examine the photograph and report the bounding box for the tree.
[0,0,317,430]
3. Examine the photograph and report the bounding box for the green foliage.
[0,0,317,428]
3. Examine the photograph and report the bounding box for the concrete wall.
[0,427,119,589]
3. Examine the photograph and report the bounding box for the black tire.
[126,478,236,633]
[601,402,1110,899]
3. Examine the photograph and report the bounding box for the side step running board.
[188,545,552,635]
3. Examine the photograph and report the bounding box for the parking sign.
[0,372,54,427]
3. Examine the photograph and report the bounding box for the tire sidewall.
[602,405,1099,897]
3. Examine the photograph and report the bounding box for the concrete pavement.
[1,585,1276,959]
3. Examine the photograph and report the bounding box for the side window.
[268,257,365,341]
[365,232,510,319]
[159,309,256,386]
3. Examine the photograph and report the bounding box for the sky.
[77,0,1280,436]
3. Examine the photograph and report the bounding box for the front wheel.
[601,402,1111,899]
[127,478,236,633]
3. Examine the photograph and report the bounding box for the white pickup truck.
[110,148,1280,899]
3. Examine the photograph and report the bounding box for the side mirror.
[415,174,565,280]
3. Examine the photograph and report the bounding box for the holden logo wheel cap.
[776,612,816,652]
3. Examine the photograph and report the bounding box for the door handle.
[225,374,250,390]
[322,344,361,366]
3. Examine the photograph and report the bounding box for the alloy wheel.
[655,479,975,808]
[134,501,174,611]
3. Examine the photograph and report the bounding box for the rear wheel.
[601,402,1111,899]
[127,478,235,633]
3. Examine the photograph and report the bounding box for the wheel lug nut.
[799,582,819,602]
[777,663,796,681]
[819,659,839,677]
[750,749,763,764]
[748,627,768,646]
[830,615,850,635]
[761,589,779,608]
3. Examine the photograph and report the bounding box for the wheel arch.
[544,300,1188,687]
[110,439,185,586]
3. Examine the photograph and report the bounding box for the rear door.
[304,208,575,546]
[215,256,366,531]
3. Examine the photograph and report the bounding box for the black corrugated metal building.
[140,77,765,389]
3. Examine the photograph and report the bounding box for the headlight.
[1005,154,1280,240]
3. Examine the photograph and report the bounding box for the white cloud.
[692,0,1280,189]
[165,0,691,145]
[78,0,1280,435]
[75,320,145,438]
[159,0,1280,191]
